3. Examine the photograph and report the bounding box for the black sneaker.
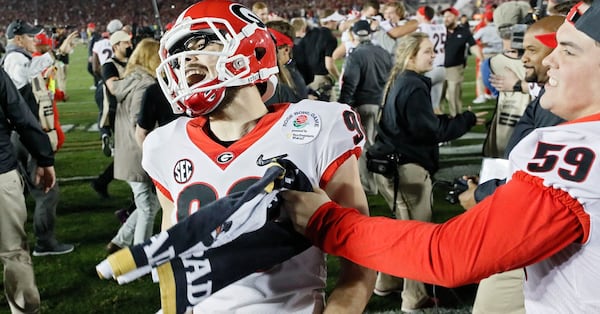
[106,242,122,255]
[101,134,112,157]
[33,243,74,256]
[91,179,110,199]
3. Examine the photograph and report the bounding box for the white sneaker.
[89,85,97,90]
[373,287,401,297]
[472,95,486,104]
[484,93,495,100]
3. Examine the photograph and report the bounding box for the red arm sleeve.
[305,171,589,287]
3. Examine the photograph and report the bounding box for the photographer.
[367,32,484,312]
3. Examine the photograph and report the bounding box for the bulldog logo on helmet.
[230,4,266,29]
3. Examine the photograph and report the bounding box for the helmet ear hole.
[256,81,267,95]
[255,47,266,61]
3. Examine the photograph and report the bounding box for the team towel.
[96,159,312,314]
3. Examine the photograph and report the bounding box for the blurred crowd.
[0,0,509,33]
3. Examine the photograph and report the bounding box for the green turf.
[0,44,494,313]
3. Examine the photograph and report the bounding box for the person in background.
[267,20,308,102]
[367,32,484,312]
[334,1,380,63]
[0,67,55,314]
[32,32,66,150]
[90,30,131,198]
[372,1,418,57]
[3,19,75,256]
[338,20,392,196]
[252,1,269,22]
[480,2,532,159]
[86,22,102,89]
[105,38,162,253]
[299,9,343,101]
[52,25,75,100]
[90,18,123,160]
[443,7,484,117]
[415,6,447,114]
[134,81,182,146]
[459,14,470,28]
[472,6,498,104]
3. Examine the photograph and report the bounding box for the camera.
[444,177,469,205]
[510,24,528,51]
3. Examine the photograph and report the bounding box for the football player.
[282,1,600,312]
[142,0,375,312]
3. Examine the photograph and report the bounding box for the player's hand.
[458,176,478,210]
[35,166,56,193]
[281,187,331,234]
[489,66,519,92]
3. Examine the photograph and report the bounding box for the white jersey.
[508,117,600,313]
[142,100,365,313]
[417,23,447,67]
[92,38,113,66]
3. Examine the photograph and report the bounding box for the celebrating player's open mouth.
[186,65,209,86]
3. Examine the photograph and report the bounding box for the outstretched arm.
[284,171,586,287]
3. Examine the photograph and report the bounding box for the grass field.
[0,44,495,313]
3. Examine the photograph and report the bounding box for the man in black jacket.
[0,67,55,313]
[3,19,74,256]
[338,20,392,195]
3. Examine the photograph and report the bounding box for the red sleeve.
[306,171,589,287]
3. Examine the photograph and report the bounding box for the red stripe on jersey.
[185,103,291,170]
[562,112,600,125]
[153,178,173,201]
[319,147,362,188]
[306,170,587,287]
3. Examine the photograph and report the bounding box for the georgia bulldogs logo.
[230,3,266,29]
[217,152,235,164]
[174,159,194,184]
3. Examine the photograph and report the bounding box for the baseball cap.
[417,6,434,21]
[535,32,557,48]
[109,30,130,46]
[107,19,123,34]
[35,32,53,46]
[269,28,293,47]
[87,22,96,29]
[352,20,371,36]
[536,1,600,49]
[574,1,600,44]
[441,7,460,17]
[321,11,346,23]
[493,1,531,29]
[6,20,42,39]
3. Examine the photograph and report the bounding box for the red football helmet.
[156,0,279,116]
